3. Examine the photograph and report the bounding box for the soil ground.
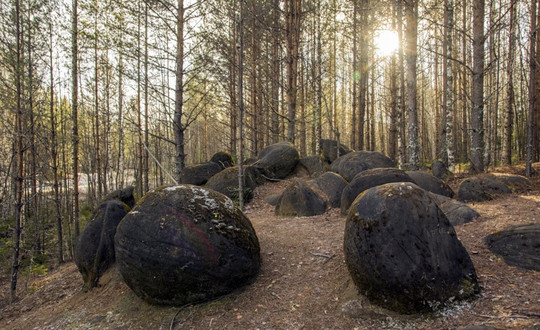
[1,165,539,330]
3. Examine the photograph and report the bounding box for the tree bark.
[405,0,419,170]
[503,0,517,165]
[444,0,456,172]
[526,0,538,177]
[285,0,302,144]
[173,0,185,183]
[71,0,80,238]
[237,0,245,209]
[471,0,485,173]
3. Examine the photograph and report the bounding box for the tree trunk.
[405,0,419,170]
[397,0,407,168]
[144,1,150,192]
[526,0,538,177]
[173,0,185,183]
[71,0,80,238]
[237,0,245,209]
[271,0,280,144]
[444,0,456,172]
[285,0,302,144]
[471,0,485,173]
[351,0,358,150]
[503,0,516,165]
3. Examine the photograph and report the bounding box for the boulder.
[488,173,531,191]
[179,162,223,186]
[457,176,511,202]
[331,151,395,182]
[320,139,352,163]
[115,185,261,306]
[104,186,135,208]
[340,168,413,215]
[255,142,299,180]
[205,166,262,204]
[210,151,234,169]
[299,155,329,177]
[486,224,540,271]
[264,194,282,206]
[406,170,454,198]
[275,179,328,217]
[431,160,450,180]
[429,193,480,226]
[309,172,348,208]
[344,182,479,313]
[75,200,130,289]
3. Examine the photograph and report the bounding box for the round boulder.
[331,151,395,182]
[486,224,540,271]
[320,139,352,163]
[299,155,329,177]
[431,160,451,180]
[275,179,328,217]
[344,182,479,313]
[115,185,261,306]
[104,186,135,209]
[255,142,299,180]
[406,170,454,198]
[180,162,223,186]
[210,151,234,169]
[340,168,413,215]
[75,200,130,289]
[429,193,480,226]
[457,176,511,202]
[205,166,262,203]
[309,172,348,208]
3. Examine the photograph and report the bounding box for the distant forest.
[0,0,539,302]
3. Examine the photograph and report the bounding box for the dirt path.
[1,176,539,329]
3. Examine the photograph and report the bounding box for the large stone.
[179,162,223,186]
[115,185,261,306]
[344,182,479,313]
[210,151,234,169]
[331,151,395,182]
[320,139,352,163]
[104,186,135,208]
[299,155,329,177]
[406,170,454,198]
[431,160,451,180]
[275,179,328,217]
[255,142,299,180]
[486,224,540,271]
[429,193,480,226]
[309,172,348,208]
[75,200,130,289]
[457,176,511,202]
[340,168,413,215]
[488,173,531,191]
[205,166,262,203]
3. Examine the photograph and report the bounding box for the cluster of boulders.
[73,140,536,316]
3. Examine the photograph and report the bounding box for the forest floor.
[1,165,540,329]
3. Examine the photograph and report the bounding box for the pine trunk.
[471,0,485,173]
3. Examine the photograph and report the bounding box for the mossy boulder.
[431,160,451,180]
[275,179,328,217]
[205,166,263,203]
[299,155,329,177]
[488,173,531,192]
[331,151,395,182]
[210,151,234,169]
[486,224,540,271]
[309,172,348,208]
[180,162,223,186]
[75,200,130,289]
[340,168,413,215]
[344,182,479,313]
[406,170,454,198]
[115,185,261,306]
[104,186,135,209]
[320,139,352,163]
[457,176,511,202]
[255,142,299,180]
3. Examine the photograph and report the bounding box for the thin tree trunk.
[271,0,279,144]
[351,0,358,150]
[397,0,407,168]
[503,0,517,165]
[237,0,245,209]
[405,0,419,170]
[144,1,150,192]
[471,0,485,173]
[173,0,185,182]
[444,0,456,171]
[71,0,80,238]
[285,0,302,144]
[94,5,102,201]
[526,0,538,177]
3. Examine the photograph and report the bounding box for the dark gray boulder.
[264,194,282,206]
[309,172,348,208]
[75,200,130,289]
[205,166,262,203]
[429,193,480,226]
[299,155,329,177]
[488,173,531,191]
[179,162,223,186]
[344,182,479,313]
[406,170,455,198]
[210,151,234,169]
[320,139,352,163]
[275,179,328,217]
[115,185,261,306]
[340,168,414,215]
[457,176,512,202]
[431,160,451,180]
[486,224,540,271]
[104,186,135,209]
[255,142,299,180]
[331,151,395,182]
